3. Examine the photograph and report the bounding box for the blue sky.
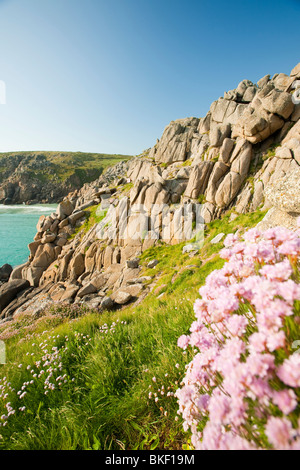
[0,0,299,155]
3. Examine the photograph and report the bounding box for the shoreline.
[0,203,57,268]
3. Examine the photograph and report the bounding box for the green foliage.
[70,205,108,240]
[0,208,268,450]
[0,151,132,185]
[197,194,206,204]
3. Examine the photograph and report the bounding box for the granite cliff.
[1,63,300,322]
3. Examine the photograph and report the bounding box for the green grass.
[0,151,132,185]
[0,208,267,450]
[70,204,108,240]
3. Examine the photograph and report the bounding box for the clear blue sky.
[0,0,299,155]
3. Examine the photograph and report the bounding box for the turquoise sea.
[0,204,57,268]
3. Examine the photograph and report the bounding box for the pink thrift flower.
[278,238,300,257]
[226,314,248,337]
[259,258,292,282]
[273,389,297,415]
[177,335,190,350]
[266,330,286,352]
[265,416,296,449]
[248,332,267,354]
[223,233,239,248]
[195,394,210,412]
[277,354,300,388]
[243,227,261,243]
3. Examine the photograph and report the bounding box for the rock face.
[1,62,300,321]
[0,152,131,204]
[258,166,300,231]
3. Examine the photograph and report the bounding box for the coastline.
[0,203,57,269]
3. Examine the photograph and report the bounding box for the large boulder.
[150,118,199,164]
[232,84,294,144]
[56,200,74,219]
[184,162,214,199]
[214,171,242,208]
[10,262,29,280]
[264,167,300,214]
[0,264,13,281]
[0,279,30,312]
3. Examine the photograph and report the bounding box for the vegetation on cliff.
[0,210,267,450]
[0,151,132,204]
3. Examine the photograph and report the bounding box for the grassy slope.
[0,151,132,185]
[0,209,266,450]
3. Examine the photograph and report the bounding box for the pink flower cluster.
[176,224,300,450]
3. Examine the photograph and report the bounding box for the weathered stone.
[68,210,86,226]
[0,264,13,281]
[32,243,56,270]
[58,218,69,229]
[36,215,46,232]
[28,241,41,258]
[264,167,300,213]
[56,237,68,247]
[103,246,114,269]
[68,253,85,280]
[26,266,45,287]
[257,206,299,232]
[56,200,74,219]
[257,75,270,88]
[219,138,235,164]
[77,282,97,298]
[215,172,242,208]
[205,162,229,204]
[290,62,300,78]
[41,232,57,244]
[209,123,231,147]
[210,233,225,244]
[230,140,253,178]
[10,262,29,281]
[260,89,294,119]
[152,118,199,164]
[100,296,114,310]
[184,162,214,199]
[275,147,293,159]
[60,284,79,302]
[126,258,140,269]
[147,259,158,268]
[198,112,211,134]
[251,180,264,210]
[90,272,109,291]
[237,185,253,213]
[0,279,30,311]
[113,290,133,305]
[126,276,152,285]
[232,87,290,144]
[210,98,230,123]
[200,202,216,224]
[242,86,257,102]
[182,244,199,254]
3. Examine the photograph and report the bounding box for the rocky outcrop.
[0,152,131,204]
[1,62,300,322]
[0,279,30,313]
[0,264,12,282]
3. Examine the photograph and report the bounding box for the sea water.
[0,204,57,268]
